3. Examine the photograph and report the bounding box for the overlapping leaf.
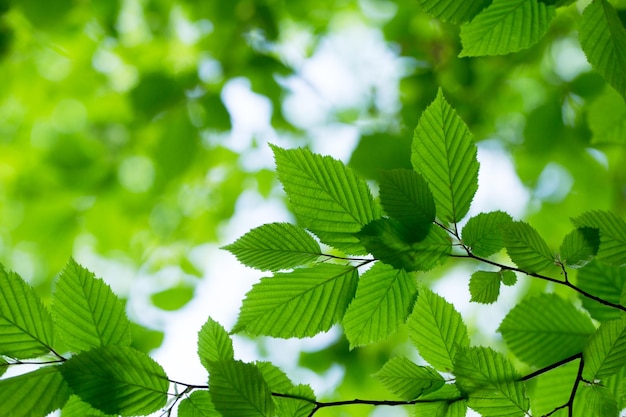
[503,221,556,273]
[60,346,168,416]
[579,0,626,98]
[198,317,234,372]
[234,264,358,338]
[0,264,54,358]
[469,271,501,304]
[583,316,626,380]
[407,288,469,372]
[222,223,321,271]
[257,362,315,417]
[411,89,479,224]
[52,259,131,352]
[572,210,626,267]
[498,293,596,367]
[414,397,467,417]
[459,0,556,56]
[61,395,117,417]
[373,356,444,400]
[178,391,220,417]
[343,262,417,347]
[528,361,578,416]
[559,227,600,268]
[272,145,381,254]
[417,0,490,24]
[573,385,618,417]
[576,260,626,322]
[461,211,513,257]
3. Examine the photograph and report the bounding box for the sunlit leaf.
[222,223,321,271]
[373,356,444,400]
[469,271,501,304]
[0,366,71,417]
[234,264,358,338]
[503,221,556,273]
[178,390,220,417]
[572,210,626,267]
[411,88,479,223]
[583,316,626,380]
[0,264,54,358]
[573,385,618,417]
[60,346,168,416]
[407,288,469,372]
[256,363,316,417]
[460,0,556,56]
[272,145,381,254]
[417,0,490,23]
[198,317,234,372]
[151,283,195,311]
[576,261,626,322]
[559,227,600,269]
[52,259,131,352]
[498,293,596,367]
[461,211,513,257]
[528,360,578,416]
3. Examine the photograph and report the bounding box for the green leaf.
[454,346,529,417]
[0,357,6,378]
[256,363,316,417]
[198,317,234,372]
[583,316,626,380]
[469,271,501,304]
[151,283,195,311]
[357,218,450,272]
[498,293,596,367]
[60,346,168,416]
[572,210,626,267]
[234,264,358,338]
[272,145,381,254]
[461,211,513,257]
[178,391,220,417]
[579,0,626,98]
[573,385,618,417]
[459,0,556,56]
[411,88,479,223]
[414,397,467,417]
[52,259,131,352]
[417,0,490,24]
[378,169,435,240]
[0,366,71,417]
[0,264,55,358]
[576,261,626,322]
[209,360,275,417]
[222,223,321,271]
[501,270,517,286]
[343,262,417,347]
[528,360,578,416]
[61,395,117,417]
[603,365,626,411]
[373,356,444,400]
[407,288,469,372]
[588,87,626,144]
[503,221,556,273]
[559,227,600,269]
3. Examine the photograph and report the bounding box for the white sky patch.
[550,37,591,82]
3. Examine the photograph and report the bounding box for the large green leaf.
[459,0,556,56]
[576,260,626,322]
[378,169,435,240]
[572,210,626,267]
[461,211,513,257]
[498,293,596,367]
[52,259,131,352]
[503,221,556,273]
[343,262,417,347]
[209,360,274,417]
[0,264,55,358]
[373,356,444,400]
[411,88,479,224]
[579,0,626,98]
[468,271,501,304]
[178,391,220,417]
[407,288,469,372]
[222,223,321,271]
[417,0,491,24]
[583,316,626,380]
[272,145,381,254]
[0,366,71,417]
[559,227,600,269]
[454,347,529,417]
[198,317,234,372]
[233,264,358,338]
[528,361,579,417]
[60,346,168,416]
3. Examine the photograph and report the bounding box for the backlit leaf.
[52,259,131,352]
[417,0,491,24]
[411,89,479,223]
[256,363,315,417]
[198,317,234,372]
[559,227,600,269]
[469,271,501,304]
[572,210,626,267]
[573,385,618,417]
[528,361,578,416]
[222,223,321,271]
[503,221,556,273]
[583,316,626,380]
[178,391,220,417]
[501,270,517,286]
[461,211,513,257]
[576,261,626,322]
[61,395,117,417]
[151,283,195,311]
[498,293,596,367]
[373,356,444,400]
[234,264,358,338]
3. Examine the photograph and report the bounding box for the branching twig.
[520,352,582,381]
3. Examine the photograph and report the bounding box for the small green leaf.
[583,316,626,380]
[198,317,234,372]
[209,360,274,417]
[501,270,517,286]
[572,210,626,267]
[151,283,195,311]
[417,0,490,23]
[60,346,168,416]
[272,145,381,254]
[234,264,358,338]
[178,391,220,417]
[222,223,321,271]
[459,0,556,56]
[498,293,596,367]
[373,356,444,400]
[469,271,501,304]
[407,288,469,372]
[579,0,626,98]
[461,211,513,257]
[0,264,55,358]
[52,259,131,352]
[0,366,71,417]
[411,88,479,223]
[577,261,626,322]
[379,169,435,240]
[559,227,600,268]
[503,221,556,273]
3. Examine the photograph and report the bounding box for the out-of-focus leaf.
[417,0,491,24]
[588,87,626,144]
[151,283,195,311]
